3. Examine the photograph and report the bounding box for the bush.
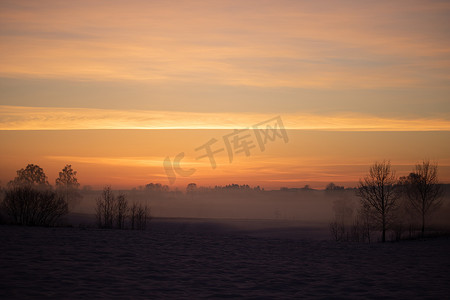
[2,185,68,226]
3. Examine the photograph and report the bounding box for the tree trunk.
[382,214,386,243]
[422,213,425,237]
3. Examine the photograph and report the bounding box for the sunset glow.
[1,105,450,131]
[2,2,450,298]
[1,0,449,189]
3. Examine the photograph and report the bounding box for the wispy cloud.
[45,155,166,167]
[1,105,449,131]
[1,0,449,88]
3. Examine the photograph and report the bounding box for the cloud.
[1,105,449,131]
[45,155,167,167]
[1,0,449,88]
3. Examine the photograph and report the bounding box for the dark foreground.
[1,218,449,299]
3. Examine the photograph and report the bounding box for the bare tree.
[358,202,376,243]
[95,186,116,229]
[357,161,400,242]
[136,204,150,230]
[329,196,354,241]
[329,221,344,241]
[95,187,150,230]
[3,185,68,226]
[402,160,443,236]
[129,202,137,230]
[130,202,150,230]
[116,193,128,229]
[347,201,377,243]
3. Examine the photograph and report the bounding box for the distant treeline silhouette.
[1,161,446,238]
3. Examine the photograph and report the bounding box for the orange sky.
[1,129,449,189]
[1,0,449,189]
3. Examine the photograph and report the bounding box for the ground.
[1,218,449,299]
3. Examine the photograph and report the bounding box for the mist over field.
[2,185,450,299]
[77,188,336,220]
[72,186,450,233]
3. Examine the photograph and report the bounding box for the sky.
[1,0,450,189]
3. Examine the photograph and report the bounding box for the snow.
[1,217,449,299]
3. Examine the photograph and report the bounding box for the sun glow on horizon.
[1,1,450,190]
[1,105,449,131]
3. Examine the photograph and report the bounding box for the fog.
[75,187,351,221]
[73,185,450,232]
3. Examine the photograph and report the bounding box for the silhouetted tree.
[357,161,400,242]
[116,193,128,229]
[3,185,67,226]
[213,184,255,191]
[355,202,376,243]
[136,204,150,230]
[224,184,250,190]
[401,160,443,236]
[0,185,4,224]
[186,183,197,200]
[10,164,49,187]
[55,164,81,210]
[186,183,197,193]
[329,196,354,241]
[95,186,116,229]
[326,182,344,191]
[145,183,169,192]
[130,202,150,230]
[95,186,150,230]
[2,164,68,226]
[130,202,136,230]
[329,221,344,241]
[56,164,79,187]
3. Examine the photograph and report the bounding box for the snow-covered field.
[1,218,449,299]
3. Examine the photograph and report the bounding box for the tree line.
[0,164,150,229]
[330,160,444,242]
[0,164,81,226]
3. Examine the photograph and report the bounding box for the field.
[1,217,449,299]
